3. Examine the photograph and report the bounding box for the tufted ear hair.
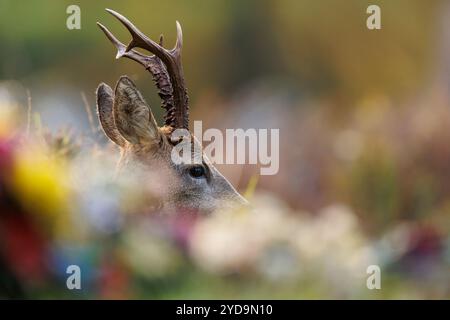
[113,76,161,145]
[96,82,127,147]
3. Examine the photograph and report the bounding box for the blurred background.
[0,0,449,298]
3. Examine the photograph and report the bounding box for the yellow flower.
[11,146,72,238]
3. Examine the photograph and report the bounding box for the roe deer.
[96,9,247,214]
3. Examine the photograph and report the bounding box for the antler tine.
[97,22,149,64]
[105,9,170,65]
[98,16,180,127]
[105,8,189,129]
[171,21,183,58]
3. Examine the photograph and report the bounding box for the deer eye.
[189,165,206,179]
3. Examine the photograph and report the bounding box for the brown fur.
[97,76,248,214]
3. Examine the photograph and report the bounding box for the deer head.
[96,9,247,214]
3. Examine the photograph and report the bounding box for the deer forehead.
[126,129,205,162]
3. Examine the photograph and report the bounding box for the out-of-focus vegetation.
[0,0,449,299]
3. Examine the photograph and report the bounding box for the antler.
[97,9,189,129]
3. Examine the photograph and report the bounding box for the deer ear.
[113,76,161,145]
[96,83,127,147]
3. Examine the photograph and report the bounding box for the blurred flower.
[0,102,19,139]
[10,145,71,238]
[98,253,131,299]
[0,137,15,180]
[120,219,183,280]
[190,193,376,295]
[1,213,49,284]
